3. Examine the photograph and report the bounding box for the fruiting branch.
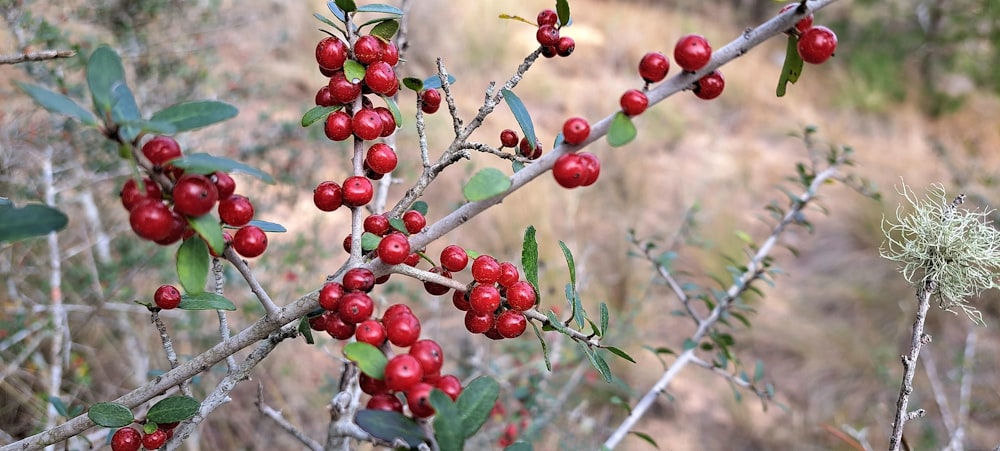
[0,49,75,65]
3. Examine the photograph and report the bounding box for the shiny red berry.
[497,262,519,288]
[233,225,267,258]
[469,284,501,315]
[313,181,343,212]
[693,70,725,100]
[154,285,182,310]
[452,290,470,311]
[378,232,411,265]
[385,354,424,392]
[384,311,421,347]
[364,61,397,95]
[500,129,519,148]
[779,4,814,34]
[423,266,453,296]
[341,176,374,208]
[343,267,376,293]
[172,174,219,217]
[578,152,601,187]
[496,310,527,338]
[316,36,348,71]
[537,8,558,26]
[638,51,670,83]
[402,210,426,234]
[325,313,356,339]
[141,429,167,450]
[339,292,374,324]
[374,106,397,137]
[319,282,344,312]
[324,110,353,141]
[562,117,590,145]
[436,375,463,401]
[556,36,575,57]
[354,35,384,65]
[464,310,494,334]
[364,214,391,235]
[366,393,403,412]
[405,382,436,418]
[315,85,335,107]
[421,89,441,114]
[381,40,400,66]
[471,255,501,284]
[360,372,388,395]
[620,89,649,117]
[130,199,174,241]
[797,26,837,64]
[506,280,537,311]
[211,171,236,199]
[518,137,542,159]
[674,34,712,72]
[409,339,444,375]
[352,108,383,141]
[536,24,560,47]
[111,427,142,451]
[552,153,586,189]
[355,319,386,346]
[141,136,182,166]
[328,70,362,105]
[364,143,397,175]
[440,245,469,272]
[120,178,162,211]
[218,194,254,227]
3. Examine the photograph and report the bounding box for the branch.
[888,280,934,451]
[223,246,279,318]
[150,311,193,398]
[0,50,75,65]
[257,384,323,451]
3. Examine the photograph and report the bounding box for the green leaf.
[16,83,97,125]
[146,396,199,424]
[565,283,585,329]
[356,4,403,15]
[505,442,534,451]
[301,105,340,127]
[521,226,539,302]
[631,431,660,449]
[380,95,403,128]
[530,321,551,371]
[411,201,429,216]
[606,346,637,363]
[344,342,387,380]
[176,238,209,294]
[558,241,576,287]
[462,168,511,201]
[402,77,423,91]
[86,45,126,118]
[544,310,572,335]
[389,218,407,234]
[501,89,536,154]
[776,34,804,97]
[136,119,178,136]
[0,203,68,243]
[556,0,570,26]
[169,153,275,184]
[422,74,456,90]
[149,100,238,133]
[512,160,525,173]
[498,14,536,26]
[334,0,357,13]
[430,390,463,451]
[607,112,637,147]
[110,81,141,125]
[312,13,340,29]
[361,232,381,251]
[355,410,426,447]
[369,19,400,41]
[186,214,225,256]
[178,292,236,311]
[87,402,134,428]
[49,397,69,417]
[455,376,500,438]
[344,59,365,84]
[599,302,609,336]
[327,1,347,21]
[247,220,286,233]
[297,316,315,345]
[580,344,612,383]
[753,359,765,383]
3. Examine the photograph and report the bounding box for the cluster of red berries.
[316,34,400,142]
[110,422,178,451]
[441,249,536,339]
[122,135,268,258]
[779,4,838,64]
[498,128,544,161]
[534,8,576,58]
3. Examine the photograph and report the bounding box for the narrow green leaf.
[136,119,178,136]
[169,153,275,184]
[355,410,426,447]
[369,19,400,41]
[555,0,570,26]
[313,13,339,29]
[607,112,637,147]
[606,346,637,363]
[49,397,69,417]
[146,396,199,424]
[344,342,388,380]
[776,35,804,97]
[178,292,236,311]
[0,203,68,243]
[356,4,404,15]
[149,100,238,132]
[176,238,209,294]
[86,45,126,117]
[462,168,511,201]
[16,83,97,125]
[87,402,134,428]
[334,0,357,13]
[246,220,286,233]
[587,319,601,337]
[505,442,534,451]
[599,302,609,336]
[430,390,463,451]
[580,344,612,383]
[422,74,456,90]
[544,310,571,335]
[501,89,536,154]
[380,95,403,128]
[186,214,225,256]
[631,431,660,449]
[753,359,765,383]
[521,226,539,302]
[402,77,423,91]
[327,1,347,22]
[110,81,141,126]
[361,232,381,251]
[557,241,576,287]
[455,376,500,438]
[411,201,429,216]
[298,316,315,345]
[497,14,536,26]
[344,59,365,83]
[530,321,551,371]
[301,105,340,127]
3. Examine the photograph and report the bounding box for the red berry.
[141,136,182,166]
[364,143,397,175]
[316,36,348,71]
[402,210,426,234]
[469,284,501,315]
[343,267,376,293]
[360,372,388,395]
[471,255,501,285]
[218,194,254,227]
[355,319,387,346]
[674,34,712,72]
[153,211,188,246]
[111,427,142,451]
[211,171,236,199]
[382,303,414,322]
[315,85,335,107]
[366,393,403,412]
[313,181,343,212]
[499,129,519,148]
[378,232,411,265]
[324,110,353,141]
[496,310,527,338]
[541,45,558,58]
[384,311,421,347]
[464,310,494,334]
[420,89,441,114]
[308,313,328,331]
[638,51,670,83]
[120,178,162,211]
[537,8,558,26]
[578,152,601,187]
[620,89,649,117]
[364,214,391,236]
[409,339,444,375]
[497,262,519,288]
[364,61,397,95]
[518,137,542,160]
[536,24,560,47]
[385,354,424,392]
[556,36,576,57]
[354,35,384,65]
[343,234,353,254]
[381,40,400,66]
[374,106,397,137]
[328,70,362,105]
[693,70,725,100]
[172,174,219,217]
[340,292,374,324]
[129,199,174,241]
[341,176,374,208]
[423,266,453,296]
[404,252,420,266]
[440,245,469,272]
[233,225,267,258]
[436,375,463,401]
[506,280,536,311]
[319,282,344,311]
[452,290,470,311]
[552,153,586,189]
[141,429,167,450]
[562,116,590,145]
[352,109,383,141]
[325,313,356,339]
[779,4,814,34]
[405,382,436,418]
[797,25,837,64]
[154,285,182,310]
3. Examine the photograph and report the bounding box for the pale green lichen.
[881,182,1000,326]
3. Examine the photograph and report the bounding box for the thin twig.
[223,246,279,318]
[0,50,74,65]
[257,384,323,451]
[888,281,934,451]
[213,258,237,372]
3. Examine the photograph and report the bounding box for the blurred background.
[2,0,1000,449]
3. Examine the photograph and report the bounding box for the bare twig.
[888,281,934,451]
[257,384,323,451]
[150,311,193,398]
[213,258,238,372]
[0,50,74,65]
[223,246,279,318]
[43,148,67,451]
